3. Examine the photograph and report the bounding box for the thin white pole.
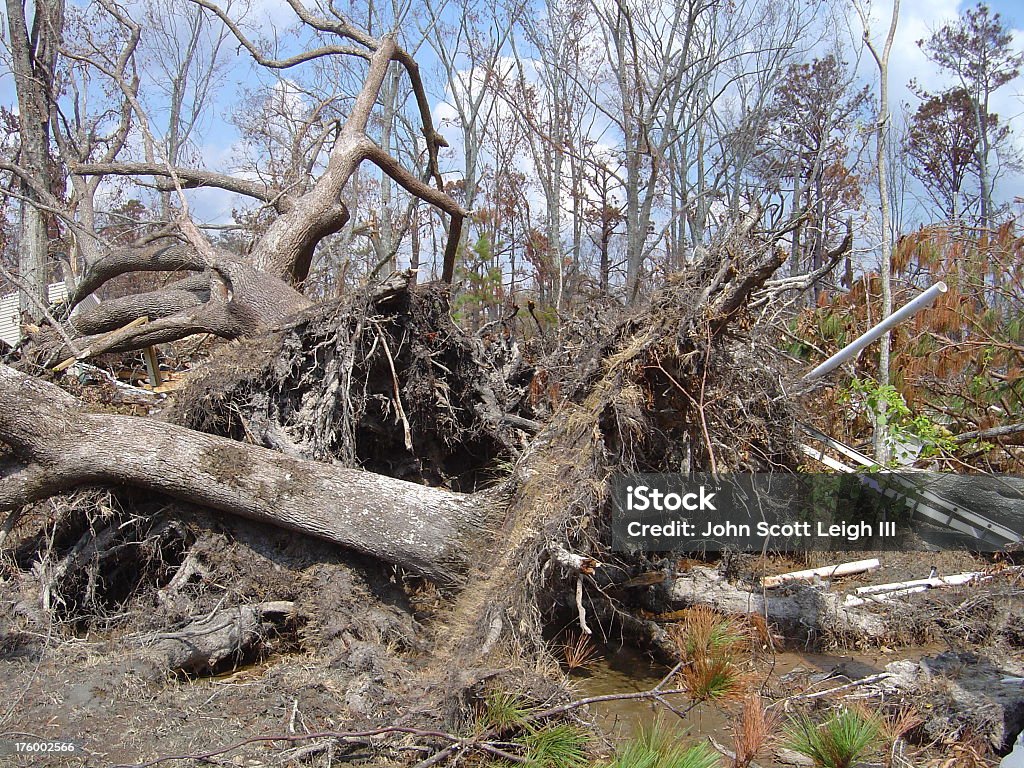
[803,281,948,382]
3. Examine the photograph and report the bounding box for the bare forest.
[0,0,1023,766]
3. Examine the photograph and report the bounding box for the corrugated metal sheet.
[0,281,73,347]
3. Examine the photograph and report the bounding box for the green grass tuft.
[481,690,536,730]
[522,722,591,768]
[784,707,882,768]
[605,720,722,768]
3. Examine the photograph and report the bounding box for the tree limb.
[67,243,205,310]
[953,423,1024,443]
[71,162,290,210]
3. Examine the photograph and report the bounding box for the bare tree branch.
[70,163,291,210]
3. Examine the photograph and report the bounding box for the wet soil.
[573,640,944,767]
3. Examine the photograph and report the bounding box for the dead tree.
[0,361,490,584]
[0,8,844,758]
[57,0,468,359]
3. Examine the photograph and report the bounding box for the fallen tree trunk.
[0,364,491,583]
[668,566,889,641]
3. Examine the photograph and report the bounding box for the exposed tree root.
[168,272,525,486]
[406,222,802,719]
[141,600,294,676]
[0,225,888,765]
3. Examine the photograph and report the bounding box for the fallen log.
[668,566,889,641]
[761,558,880,588]
[0,364,492,584]
[143,600,295,674]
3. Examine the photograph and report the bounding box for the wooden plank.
[143,346,162,387]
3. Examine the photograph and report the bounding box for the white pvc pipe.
[761,558,880,588]
[803,281,948,381]
[854,571,987,595]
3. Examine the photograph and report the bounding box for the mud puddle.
[571,641,940,763]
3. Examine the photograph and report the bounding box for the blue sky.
[1,0,1022,229]
[865,0,1024,209]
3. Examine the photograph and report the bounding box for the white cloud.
[891,0,960,98]
[857,0,1024,211]
[185,185,241,226]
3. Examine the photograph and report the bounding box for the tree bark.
[860,0,900,465]
[55,245,316,359]
[0,364,490,584]
[144,601,295,675]
[5,0,64,317]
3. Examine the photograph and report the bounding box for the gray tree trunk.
[0,364,490,584]
[5,0,64,317]
[865,0,900,465]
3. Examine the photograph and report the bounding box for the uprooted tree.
[0,1,875,764]
[42,1,465,359]
[0,201,840,708]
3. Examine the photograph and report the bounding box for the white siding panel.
[0,281,77,347]
[0,294,20,346]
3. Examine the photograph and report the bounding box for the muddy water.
[570,643,779,764]
[570,643,936,763]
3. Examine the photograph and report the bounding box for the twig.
[707,735,764,768]
[953,422,1024,443]
[528,686,693,721]
[411,742,460,768]
[653,693,693,721]
[113,726,466,768]
[654,661,685,691]
[700,323,718,476]
[375,325,413,451]
[784,672,892,702]
[112,676,707,768]
[477,742,529,763]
